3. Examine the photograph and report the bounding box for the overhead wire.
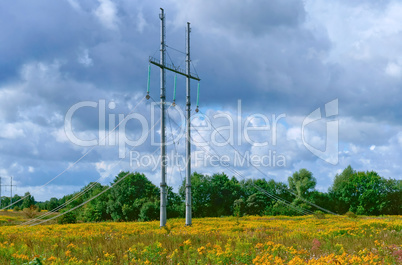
[166,44,186,55]
[20,101,164,226]
[2,96,147,211]
[29,170,148,227]
[198,109,338,215]
[26,100,175,226]
[185,114,312,215]
[166,108,185,185]
[150,97,312,215]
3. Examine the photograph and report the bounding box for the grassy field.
[0,214,401,264]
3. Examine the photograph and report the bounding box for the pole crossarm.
[149,56,201,81]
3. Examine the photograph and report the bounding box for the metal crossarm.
[149,56,201,81]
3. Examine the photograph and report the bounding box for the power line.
[21,100,167,226]
[22,100,174,226]
[166,44,186,55]
[29,170,145,227]
[166,108,185,184]
[2,96,147,211]
[198,109,337,215]
[187,120,313,216]
[151,97,312,216]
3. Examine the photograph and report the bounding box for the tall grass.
[0,215,401,264]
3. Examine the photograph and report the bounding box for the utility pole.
[0,177,16,207]
[185,22,192,226]
[149,8,200,227]
[10,177,13,204]
[159,8,167,228]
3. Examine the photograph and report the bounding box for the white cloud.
[1,0,402,201]
[67,0,81,11]
[78,49,93,67]
[94,0,119,30]
[0,123,25,139]
[385,62,402,78]
[136,11,147,33]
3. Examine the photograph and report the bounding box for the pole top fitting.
[195,107,199,113]
[146,93,150,100]
[159,8,164,19]
[172,101,176,107]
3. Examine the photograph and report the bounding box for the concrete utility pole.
[185,22,192,226]
[10,177,13,204]
[0,177,16,207]
[159,8,167,228]
[148,8,200,227]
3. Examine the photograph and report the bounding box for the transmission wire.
[21,99,172,226]
[2,96,147,211]
[150,98,312,215]
[198,109,337,215]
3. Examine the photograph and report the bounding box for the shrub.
[23,205,38,219]
[345,211,357,218]
[139,201,159,222]
[58,211,77,224]
[233,199,245,218]
[13,206,21,211]
[313,210,325,219]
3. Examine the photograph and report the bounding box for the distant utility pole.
[185,22,192,226]
[1,177,16,205]
[149,8,200,227]
[11,177,13,204]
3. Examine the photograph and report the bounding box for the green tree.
[167,186,182,218]
[139,201,159,221]
[107,172,159,221]
[288,169,317,198]
[382,179,402,215]
[21,192,35,209]
[241,178,293,215]
[329,165,355,213]
[179,172,241,217]
[288,169,316,209]
[58,211,77,224]
[1,197,10,208]
[12,194,22,208]
[329,166,398,215]
[246,193,265,215]
[48,197,60,211]
[179,172,210,217]
[79,182,111,222]
[233,198,245,217]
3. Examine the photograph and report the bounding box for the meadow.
[0,215,401,264]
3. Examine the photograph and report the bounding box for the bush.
[13,206,21,211]
[233,199,245,217]
[139,201,159,222]
[313,210,325,219]
[23,205,38,219]
[345,211,357,218]
[266,202,301,216]
[58,211,77,224]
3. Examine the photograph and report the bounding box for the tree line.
[2,165,401,223]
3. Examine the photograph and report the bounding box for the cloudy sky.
[1,0,402,201]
